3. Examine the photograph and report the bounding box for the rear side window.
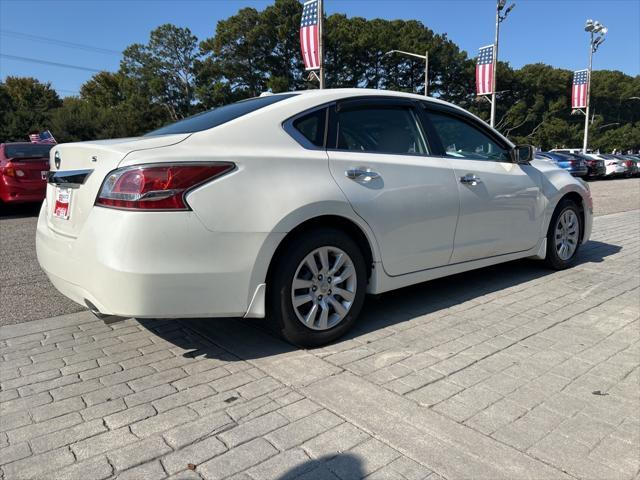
[292,109,326,147]
[335,106,427,155]
[426,111,509,161]
[146,94,297,136]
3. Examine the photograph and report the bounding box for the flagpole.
[582,34,593,154]
[490,2,500,128]
[318,0,325,89]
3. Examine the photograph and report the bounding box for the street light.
[582,19,608,153]
[490,0,516,127]
[383,50,429,96]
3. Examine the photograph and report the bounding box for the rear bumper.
[36,202,281,318]
[0,182,46,203]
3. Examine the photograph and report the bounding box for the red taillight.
[2,162,16,177]
[95,163,234,210]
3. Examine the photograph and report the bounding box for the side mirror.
[511,145,534,164]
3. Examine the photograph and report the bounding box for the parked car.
[597,154,627,177]
[36,89,593,346]
[0,142,53,205]
[536,151,588,177]
[572,152,605,179]
[617,155,639,177]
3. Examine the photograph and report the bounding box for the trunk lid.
[6,157,49,182]
[45,134,189,238]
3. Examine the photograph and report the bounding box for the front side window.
[426,111,509,161]
[335,106,427,155]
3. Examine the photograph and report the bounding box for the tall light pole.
[582,19,607,153]
[490,0,515,127]
[383,50,429,96]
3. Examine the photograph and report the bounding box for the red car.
[0,142,53,204]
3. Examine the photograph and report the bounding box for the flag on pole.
[476,45,495,96]
[300,0,320,70]
[572,70,589,109]
[28,130,57,144]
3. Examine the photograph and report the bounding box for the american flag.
[476,45,495,96]
[300,0,320,70]
[572,70,589,109]
[28,130,57,144]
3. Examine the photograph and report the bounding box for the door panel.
[448,160,544,263]
[329,151,459,275]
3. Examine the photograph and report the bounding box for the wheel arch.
[265,215,376,289]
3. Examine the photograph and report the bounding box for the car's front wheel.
[268,228,367,347]
[544,198,582,270]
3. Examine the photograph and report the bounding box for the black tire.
[268,228,367,347]
[544,198,582,270]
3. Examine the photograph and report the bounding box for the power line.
[0,29,122,55]
[0,54,104,73]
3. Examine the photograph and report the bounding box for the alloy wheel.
[555,209,579,260]
[290,246,357,331]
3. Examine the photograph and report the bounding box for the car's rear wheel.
[268,228,367,347]
[544,198,582,270]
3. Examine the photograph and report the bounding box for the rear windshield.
[4,144,53,159]
[145,94,298,136]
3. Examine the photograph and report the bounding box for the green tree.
[0,77,62,141]
[121,24,200,120]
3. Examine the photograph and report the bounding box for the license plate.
[41,171,48,180]
[53,187,72,220]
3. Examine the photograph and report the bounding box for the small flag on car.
[300,0,321,70]
[572,70,589,109]
[476,45,495,96]
[28,130,57,144]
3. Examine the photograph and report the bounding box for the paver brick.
[31,418,107,453]
[0,442,31,466]
[124,383,177,407]
[128,367,188,392]
[302,422,369,459]
[116,460,167,480]
[163,411,234,449]
[51,456,114,480]
[31,396,85,422]
[266,409,343,450]
[51,377,103,400]
[81,398,127,421]
[83,382,134,406]
[6,411,81,444]
[104,403,157,430]
[71,427,139,459]
[152,384,214,412]
[99,365,155,386]
[172,366,230,390]
[219,411,288,448]
[130,406,198,438]
[162,435,227,474]
[246,448,313,480]
[108,436,172,471]
[198,438,278,480]
[2,446,75,480]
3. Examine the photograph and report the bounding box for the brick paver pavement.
[1,210,638,480]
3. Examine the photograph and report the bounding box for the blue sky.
[1,0,638,97]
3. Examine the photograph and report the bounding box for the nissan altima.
[36,89,593,346]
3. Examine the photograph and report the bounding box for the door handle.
[345,167,381,182]
[460,174,482,185]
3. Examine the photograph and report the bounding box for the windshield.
[4,144,53,159]
[145,94,298,136]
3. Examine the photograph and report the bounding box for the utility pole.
[491,0,515,128]
[383,50,429,96]
[582,19,607,153]
[318,0,325,89]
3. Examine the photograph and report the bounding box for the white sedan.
[37,89,593,346]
